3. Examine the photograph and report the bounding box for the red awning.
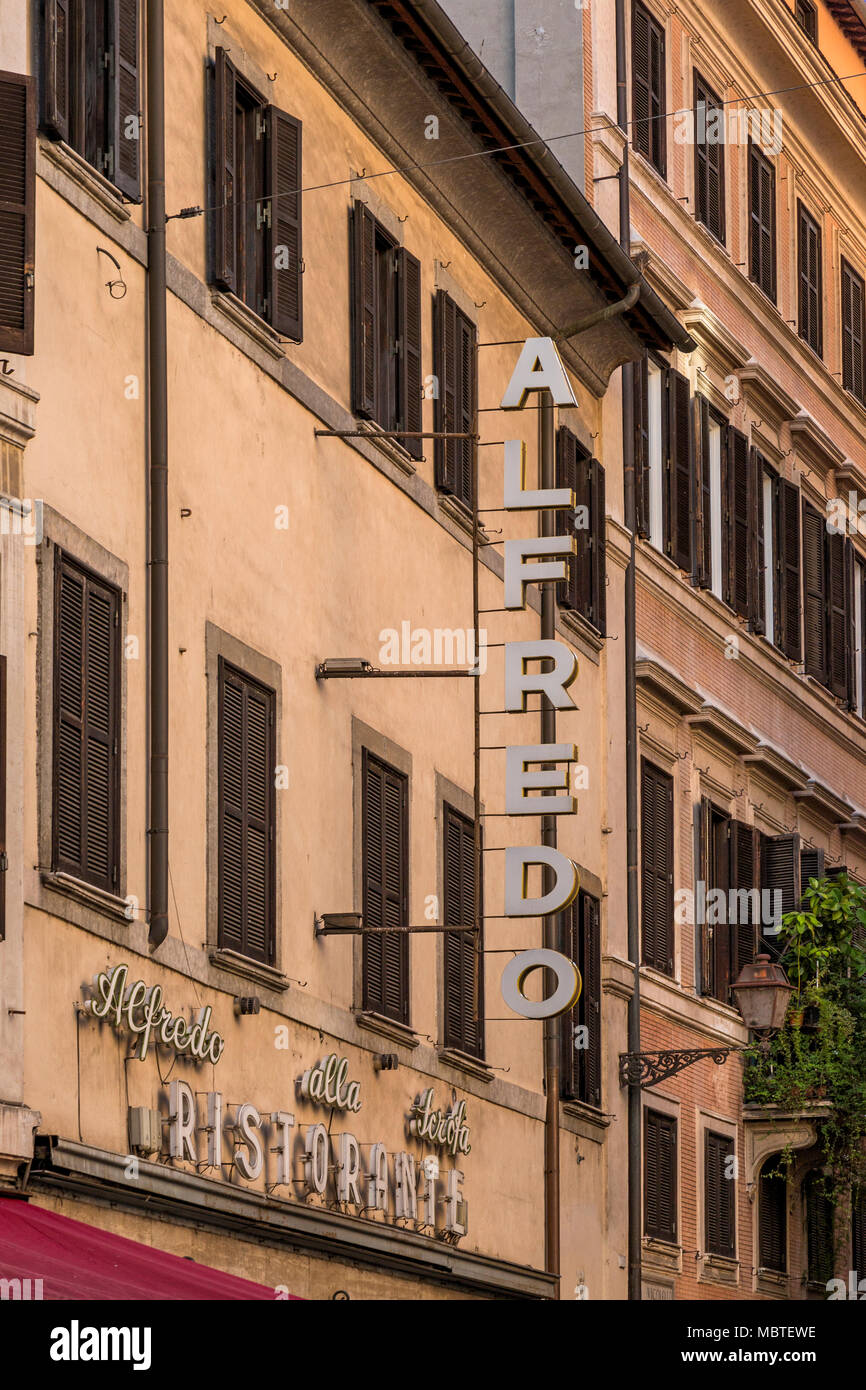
[0,1196,296,1300]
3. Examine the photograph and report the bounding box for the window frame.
[748,141,777,304]
[694,71,726,245]
[797,201,823,358]
[441,801,484,1059]
[842,258,866,405]
[704,1129,736,1258]
[644,1107,678,1243]
[631,0,667,178]
[758,1159,788,1274]
[795,0,818,43]
[361,746,410,1025]
[640,757,675,977]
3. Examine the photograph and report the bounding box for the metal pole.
[616,0,642,1302]
[146,0,169,949]
[473,411,482,1035]
[540,389,560,1290]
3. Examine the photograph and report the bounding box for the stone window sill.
[562,1098,610,1128]
[642,1237,682,1274]
[210,291,286,361]
[355,1010,420,1049]
[39,137,132,223]
[439,491,474,536]
[41,870,130,923]
[208,948,290,993]
[557,606,604,655]
[437,1046,493,1084]
[699,1253,740,1286]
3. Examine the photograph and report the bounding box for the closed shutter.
[455,305,476,504]
[705,1132,735,1257]
[695,74,725,243]
[804,1172,834,1284]
[749,143,776,302]
[0,655,5,942]
[555,427,587,615]
[641,760,673,974]
[798,203,823,357]
[842,260,865,403]
[800,845,825,901]
[213,48,238,293]
[760,832,800,954]
[695,797,713,997]
[726,426,751,618]
[802,499,828,684]
[268,106,302,341]
[752,449,766,634]
[397,248,423,461]
[434,291,475,505]
[634,357,650,537]
[731,821,758,979]
[561,898,579,1099]
[351,201,377,417]
[112,0,140,200]
[827,532,851,702]
[0,71,36,355]
[443,805,483,1057]
[43,0,71,140]
[668,368,693,572]
[562,891,602,1105]
[645,1110,677,1242]
[362,751,409,1024]
[591,459,606,636]
[693,396,711,588]
[853,1192,866,1277]
[759,1163,787,1272]
[53,555,120,893]
[632,2,666,176]
[217,660,275,964]
[777,479,802,661]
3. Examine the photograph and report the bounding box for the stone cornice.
[682,302,750,377]
[788,412,847,475]
[0,375,39,449]
[792,779,856,827]
[630,237,696,314]
[684,704,759,757]
[741,743,807,794]
[636,654,704,716]
[736,360,799,432]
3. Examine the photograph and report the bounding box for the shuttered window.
[645,1110,677,1242]
[212,49,303,339]
[853,1191,866,1276]
[758,1160,787,1272]
[842,261,866,404]
[705,1132,735,1257]
[434,291,476,500]
[802,498,854,702]
[52,554,121,893]
[725,426,753,619]
[0,71,36,355]
[667,368,693,572]
[217,660,275,964]
[760,832,800,956]
[362,751,409,1023]
[0,655,6,942]
[797,203,823,357]
[352,203,422,457]
[800,845,825,900]
[442,804,483,1058]
[561,890,602,1107]
[777,478,802,661]
[631,1,666,176]
[697,803,756,1003]
[693,395,712,588]
[40,0,140,200]
[641,759,674,975]
[749,143,776,303]
[802,499,827,685]
[795,0,818,42]
[555,428,606,634]
[694,74,725,244]
[804,1171,834,1284]
[634,356,650,539]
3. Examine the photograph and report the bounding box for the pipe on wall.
[146,0,169,950]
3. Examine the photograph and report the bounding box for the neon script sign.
[84,962,226,1064]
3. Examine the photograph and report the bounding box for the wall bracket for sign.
[314,913,477,936]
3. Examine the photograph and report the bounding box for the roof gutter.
[404,0,696,354]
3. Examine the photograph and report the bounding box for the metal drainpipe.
[146,0,169,950]
[616,0,642,1302]
[539,389,561,1291]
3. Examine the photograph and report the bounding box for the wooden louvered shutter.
[53,556,120,892]
[213,48,238,293]
[434,289,458,494]
[648,14,666,175]
[631,1,651,161]
[112,0,140,199]
[43,0,71,141]
[634,357,650,538]
[842,261,865,402]
[827,532,851,702]
[668,368,692,572]
[760,832,800,954]
[731,821,758,980]
[217,661,275,963]
[591,460,606,635]
[853,1193,866,1276]
[798,203,823,357]
[582,891,602,1106]
[352,201,377,417]
[443,805,483,1057]
[705,1132,735,1257]
[752,449,766,634]
[726,427,751,618]
[641,760,673,975]
[560,898,579,1099]
[645,1110,677,1242]
[777,479,801,661]
[0,71,36,355]
[268,106,302,340]
[805,1172,834,1284]
[802,499,827,684]
[695,75,725,243]
[800,845,825,900]
[555,427,585,614]
[455,306,476,505]
[693,396,711,588]
[759,1164,787,1272]
[397,248,423,461]
[362,752,409,1024]
[696,797,713,996]
[749,144,776,302]
[0,655,6,943]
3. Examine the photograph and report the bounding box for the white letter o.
[501,949,581,1018]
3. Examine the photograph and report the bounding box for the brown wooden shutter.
[726,426,751,618]
[641,760,673,975]
[804,1172,834,1284]
[842,260,865,402]
[217,660,275,964]
[731,821,758,979]
[827,531,851,702]
[645,1109,677,1241]
[777,478,801,661]
[443,805,483,1057]
[112,0,140,200]
[362,751,409,1023]
[705,1132,735,1257]
[434,288,458,493]
[213,48,238,293]
[749,143,776,302]
[43,0,71,141]
[695,797,712,996]
[0,71,36,355]
[351,201,377,418]
[268,106,302,340]
[634,357,650,538]
[752,449,766,634]
[695,74,725,243]
[853,1192,866,1277]
[800,845,825,900]
[668,368,693,572]
[0,654,6,943]
[581,891,602,1106]
[759,1163,787,1272]
[555,427,585,614]
[760,832,800,954]
[798,202,823,356]
[802,498,828,684]
[591,459,606,636]
[693,396,711,588]
[631,1,651,162]
[560,898,579,1100]
[53,555,120,893]
[397,248,423,461]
